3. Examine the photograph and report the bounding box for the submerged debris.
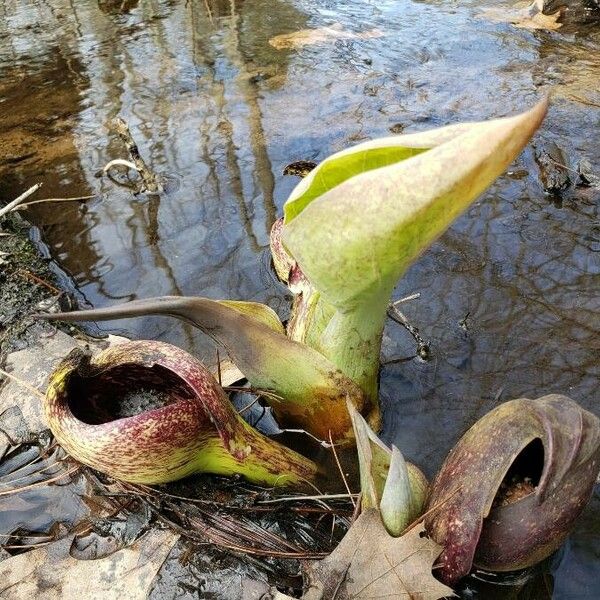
[534,142,571,193]
[283,161,318,178]
[577,157,600,188]
[269,23,383,50]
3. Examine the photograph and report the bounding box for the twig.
[566,94,600,109]
[392,292,420,305]
[0,184,42,220]
[1,541,53,550]
[16,269,62,295]
[110,118,161,193]
[257,493,358,504]
[329,430,356,509]
[102,158,138,174]
[278,428,332,448]
[387,303,430,360]
[237,396,261,414]
[216,349,222,386]
[13,194,96,210]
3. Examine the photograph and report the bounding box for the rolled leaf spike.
[44,340,317,486]
[348,401,428,535]
[38,297,367,442]
[425,395,600,584]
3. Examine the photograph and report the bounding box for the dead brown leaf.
[481,0,562,31]
[304,509,454,599]
[269,23,383,50]
[0,529,178,600]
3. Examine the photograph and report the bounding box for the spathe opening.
[493,438,544,507]
[66,363,195,425]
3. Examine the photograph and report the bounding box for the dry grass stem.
[329,430,356,509]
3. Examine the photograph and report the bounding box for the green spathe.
[281,100,548,397]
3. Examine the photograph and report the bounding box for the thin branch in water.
[216,349,222,386]
[13,194,96,210]
[392,292,420,305]
[237,395,261,415]
[381,354,416,366]
[110,118,161,193]
[387,302,430,360]
[0,183,42,220]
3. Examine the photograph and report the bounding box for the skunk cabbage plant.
[44,340,317,486]
[425,395,600,584]
[40,100,547,444]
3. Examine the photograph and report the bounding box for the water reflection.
[1,0,599,597]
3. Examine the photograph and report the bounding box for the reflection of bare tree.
[0,0,308,356]
[532,27,600,106]
[98,0,140,15]
[382,177,599,473]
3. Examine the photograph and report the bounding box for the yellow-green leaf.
[283,99,548,309]
[283,117,508,223]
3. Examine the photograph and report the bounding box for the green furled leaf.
[283,99,548,308]
[283,118,509,223]
[38,297,366,442]
[348,399,391,509]
[348,400,428,532]
[380,446,414,536]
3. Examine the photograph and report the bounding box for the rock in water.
[534,142,571,193]
[544,0,600,24]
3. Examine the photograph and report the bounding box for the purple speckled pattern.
[44,340,317,485]
[424,394,600,584]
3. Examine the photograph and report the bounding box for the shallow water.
[1,0,599,597]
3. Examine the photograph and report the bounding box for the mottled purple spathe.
[44,340,316,485]
[424,394,600,584]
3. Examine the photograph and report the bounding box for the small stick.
[329,430,356,509]
[111,118,161,193]
[387,303,430,360]
[257,493,358,504]
[16,269,61,295]
[237,396,261,414]
[216,349,222,386]
[392,292,420,305]
[102,158,138,174]
[0,183,42,220]
[13,194,96,210]
[278,428,332,448]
